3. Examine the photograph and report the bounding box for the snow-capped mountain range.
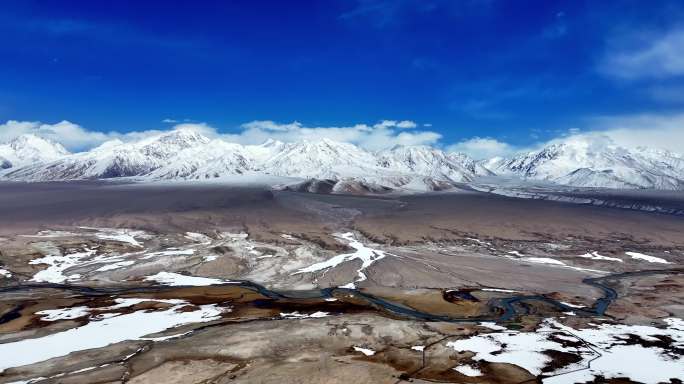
[485,136,684,190]
[1,129,683,191]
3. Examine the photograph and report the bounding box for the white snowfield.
[2,127,683,190]
[0,299,227,372]
[447,317,684,384]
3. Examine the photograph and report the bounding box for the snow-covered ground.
[447,317,684,383]
[0,299,227,372]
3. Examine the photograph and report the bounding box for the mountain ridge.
[2,130,683,191]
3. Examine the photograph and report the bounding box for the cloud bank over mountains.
[1,112,683,159]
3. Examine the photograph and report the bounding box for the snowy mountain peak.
[489,137,684,190]
[260,138,379,179]
[7,134,69,155]
[378,145,476,182]
[137,129,211,160]
[0,134,70,170]
[2,129,684,191]
[260,138,284,147]
[148,128,210,147]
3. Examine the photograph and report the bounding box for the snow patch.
[36,307,90,321]
[95,260,135,272]
[578,251,623,262]
[82,227,149,248]
[144,272,236,286]
[185,232,212,244]
[142,249,195,259]
[294,232,391,288]
[453,365,482,377]
[625,252,670,264]
[481,288,516,293]
[560,301,585,309]
[524,257,566,266]
[29,249,97,283]
[353,346,376,356]
[279,311,329,319]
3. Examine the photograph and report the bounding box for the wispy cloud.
[579,112,684,152]
[338,0,488,29]
[600,27,684,79]
[5,15,201,51]
[645,85,684,103]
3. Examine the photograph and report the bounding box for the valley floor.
[0,182,682,383]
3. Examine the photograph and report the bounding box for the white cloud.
[465,112,684,159]
[396,120,418,129]
[448,112,684,159]
[0,119,436,152]
[447,137,520,159]
[601,28,684,79]
[579,113,684,152]
[162,118,178,123]
[6,114,680,161]
[219,119,437,150]
[0,120,164,151]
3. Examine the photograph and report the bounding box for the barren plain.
[0,181,682,383]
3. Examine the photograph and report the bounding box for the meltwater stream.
[1,268,681,325]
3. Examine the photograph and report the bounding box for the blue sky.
[1,0,683,157]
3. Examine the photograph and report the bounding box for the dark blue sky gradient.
[1,0,683,147]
